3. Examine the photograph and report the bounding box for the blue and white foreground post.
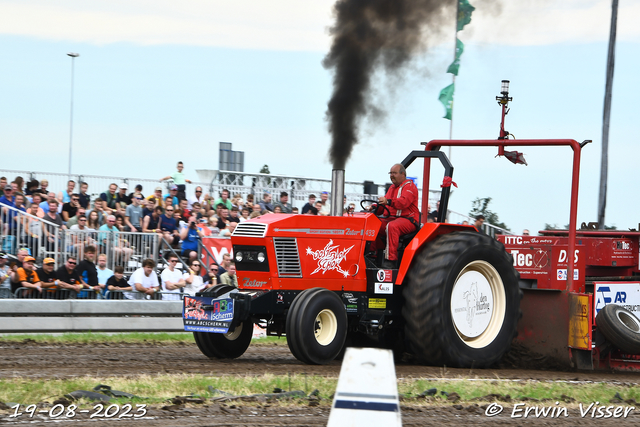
[327,348,402,427]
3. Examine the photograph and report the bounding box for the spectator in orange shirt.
[16,256,42,296]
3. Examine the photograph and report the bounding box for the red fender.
[396,223,478,284]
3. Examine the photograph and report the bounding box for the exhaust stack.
[330,169,345,216]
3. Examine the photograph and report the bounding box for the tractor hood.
[232,212,380,241]
[229,213,381,291]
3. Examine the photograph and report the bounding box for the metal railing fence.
[13,286,99,299]
[11,287,190,301]
[0,167,443,213]
[1,202,60,260]
[447,209,514,237]
[1,203,160,271]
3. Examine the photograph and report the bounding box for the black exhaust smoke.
[324,0,453,170]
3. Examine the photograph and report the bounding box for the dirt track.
[2,341,640,426]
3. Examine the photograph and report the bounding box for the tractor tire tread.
[403,231,521,368]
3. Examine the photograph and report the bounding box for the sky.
[1,0,639,234]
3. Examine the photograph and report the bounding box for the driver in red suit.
[372,163,420,268]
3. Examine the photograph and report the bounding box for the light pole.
[67,52,79,178]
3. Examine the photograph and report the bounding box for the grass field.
[1,374,639,408]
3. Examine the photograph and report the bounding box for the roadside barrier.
[0,299,184,333]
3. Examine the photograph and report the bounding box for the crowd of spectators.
[0,165,283,300]
[0,244,238,300]
[0,165,364,300]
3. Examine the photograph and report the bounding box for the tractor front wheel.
[286,288,347,365]
[403,231,521,368]
[194,320,253,359]
[193,284,253,359]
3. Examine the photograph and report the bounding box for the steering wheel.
[360,199,391,218]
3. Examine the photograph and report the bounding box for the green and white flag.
[457,0,475,31]
[446,38,465,76]
[438,0,473,122]
[438,83,455,120]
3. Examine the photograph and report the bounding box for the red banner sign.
[201,237,233,266]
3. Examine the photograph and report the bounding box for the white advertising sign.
[374,283,393,295]
[594,282,640,320]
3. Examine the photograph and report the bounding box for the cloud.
[0,0,335,50]
[0,0,637,51]
[469,0,640,46]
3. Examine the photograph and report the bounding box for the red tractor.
[185,81,640,371]
[183,85,525,368]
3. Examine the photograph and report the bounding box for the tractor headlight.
[231,245,269,272]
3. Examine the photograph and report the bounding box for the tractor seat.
[398,228,420,248]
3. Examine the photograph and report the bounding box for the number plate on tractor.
[183,296,235,334]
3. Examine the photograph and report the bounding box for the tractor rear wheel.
[286,288,347,365]
[403,231,521,368]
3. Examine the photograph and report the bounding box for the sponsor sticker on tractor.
[376,269,393,283]
[374,283,393,294]
[368,298,386,309]
[183,296,235,334]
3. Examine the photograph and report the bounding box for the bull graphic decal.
[463,282,478,328]
[306,239,354,278]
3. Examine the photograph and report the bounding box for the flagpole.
[597,0,618,230]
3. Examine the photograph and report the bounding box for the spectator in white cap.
[116,183,131,205]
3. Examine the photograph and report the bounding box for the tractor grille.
[273,237,302,278]
[233,222,267,237]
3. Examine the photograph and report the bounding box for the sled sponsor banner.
[183,296,234,333]
[594,282,640,320]
[557,269,579,281]
[568,293,591,350]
